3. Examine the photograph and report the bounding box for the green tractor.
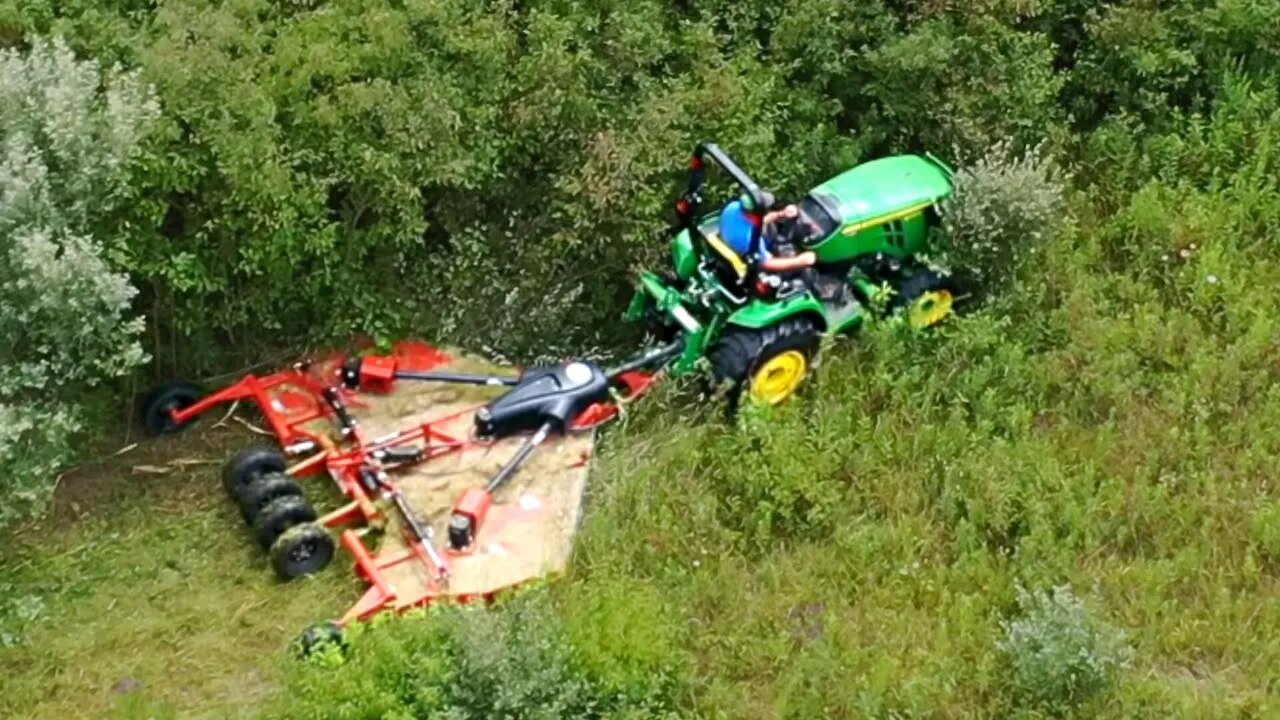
[626,142,960,406]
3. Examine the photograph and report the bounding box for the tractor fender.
[725,294,828,333]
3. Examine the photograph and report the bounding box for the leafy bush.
[937,140,1068,295]
[268,587,687,720]
[998,584,1133,715]
[860,14,1065,157]
[0,1,1086,374]
[0,36,157,530]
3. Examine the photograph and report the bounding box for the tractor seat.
[698,228,757,296]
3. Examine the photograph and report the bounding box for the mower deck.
[156,340,643,630]
[335,379,596,622]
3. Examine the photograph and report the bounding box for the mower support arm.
[389,487,449,582]
[360,466,449,581]
[322,387,358,437]
[486,420,553,494]
[394,370,520,387]
[446,419,555,550]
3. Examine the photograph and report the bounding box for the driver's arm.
[760,251,816,272]
[758,203,813,271]
[763,204,799,226]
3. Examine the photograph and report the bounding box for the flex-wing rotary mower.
[137,142,961,640]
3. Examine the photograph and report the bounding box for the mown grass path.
[0,425,358,720]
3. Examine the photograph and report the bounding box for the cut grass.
[0,426,359,720]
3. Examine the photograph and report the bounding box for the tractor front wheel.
[710,317,820,409]
[890,270,959,329]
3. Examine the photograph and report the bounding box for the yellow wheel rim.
[748,350,808,406]
[908,289,953,329]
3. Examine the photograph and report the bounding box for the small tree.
[0,36,158,530]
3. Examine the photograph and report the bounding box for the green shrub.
[859,14,1066,157]
[998,584,1133,715]
[937,139,1068,295]
[0,35,157,531]
[267,587,688,720]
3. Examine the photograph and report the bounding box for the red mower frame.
[139,340,663,645]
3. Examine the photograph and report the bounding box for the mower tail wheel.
[710,317,820,410]
[138,381,202,436]
[294,621,346,659]
[223,445,288,500]
[238,472,304,524]
[270,522,335,580]
[252,495,317,550]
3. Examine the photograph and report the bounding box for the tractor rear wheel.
[890,269,959,329]
[710,317,820,409]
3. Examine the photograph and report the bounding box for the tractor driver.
[717,195,818,273]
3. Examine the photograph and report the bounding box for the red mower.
[139,339,679,648]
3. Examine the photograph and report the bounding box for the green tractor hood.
[811,154,953,228]
[802,153,954,263]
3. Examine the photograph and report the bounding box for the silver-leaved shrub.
[998,584,1133,715]
[938,139,1068,292]
[0,36,158,530]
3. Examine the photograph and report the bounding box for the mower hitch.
[448,340,682,550]
[475,340,682,440]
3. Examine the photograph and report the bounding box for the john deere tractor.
[626,142,960,407]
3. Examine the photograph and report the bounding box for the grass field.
[5,302,1278,718]
[0,424,360,720]
[4,193,1280,719]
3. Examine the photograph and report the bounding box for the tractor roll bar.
[675,142,776,232]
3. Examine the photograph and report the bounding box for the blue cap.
[718,199,758,257]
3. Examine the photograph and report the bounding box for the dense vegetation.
[1,0,1279,717]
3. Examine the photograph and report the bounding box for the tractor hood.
[808,154,953,228]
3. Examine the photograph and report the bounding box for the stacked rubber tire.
[223,445,336,580]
